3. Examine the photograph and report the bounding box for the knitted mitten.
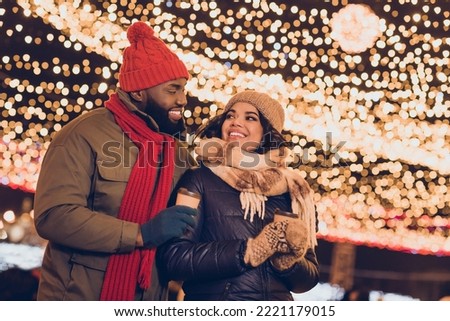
[244,221,289,267]
[271,219,309,271]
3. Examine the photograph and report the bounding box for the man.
[33,21,197,300]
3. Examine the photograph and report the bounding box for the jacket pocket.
[70,252,109,271]
[91,162,131,215]
[97,162,132,182]
[64,252,107,300]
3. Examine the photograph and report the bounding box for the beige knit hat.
[223,90,285,132]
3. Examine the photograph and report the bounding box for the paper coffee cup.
[273,208,298,223]
[176,187,201,209]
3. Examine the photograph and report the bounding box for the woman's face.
[221,102,264,152]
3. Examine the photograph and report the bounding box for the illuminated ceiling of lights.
[0,0,449,256]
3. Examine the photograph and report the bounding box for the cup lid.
[274,208,299,218]
[177,187,201,199]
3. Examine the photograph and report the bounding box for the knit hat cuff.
[224,92,285,132]
[120,58,189,92]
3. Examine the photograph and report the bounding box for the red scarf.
[100,93,175,300]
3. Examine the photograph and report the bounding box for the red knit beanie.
[119,21,190,92]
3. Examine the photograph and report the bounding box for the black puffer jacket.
[156,165,319,301]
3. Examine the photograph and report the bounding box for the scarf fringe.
[286,171,318,248]
[240,191,268,222]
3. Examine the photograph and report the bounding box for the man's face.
[141,78,188,136]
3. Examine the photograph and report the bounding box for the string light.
[1,1,449,256]
[330,4,384,54]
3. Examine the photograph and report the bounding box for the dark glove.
[243,221,289,267]
[271,219,308,271]
[140,205,197,248]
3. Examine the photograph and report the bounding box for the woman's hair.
[195,109,288,154]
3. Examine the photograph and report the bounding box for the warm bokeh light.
[330,3,383,53]
[1,1,449,256]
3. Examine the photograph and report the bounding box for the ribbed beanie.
[224,91,285,132]
[119,21,190,92]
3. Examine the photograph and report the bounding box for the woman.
[157,90,319,300]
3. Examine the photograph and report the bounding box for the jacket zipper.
[259,219,270,300]
[220,282,232,300]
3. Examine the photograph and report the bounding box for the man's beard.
[144,102,186,138]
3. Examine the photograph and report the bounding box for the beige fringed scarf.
[195,138,317,248]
